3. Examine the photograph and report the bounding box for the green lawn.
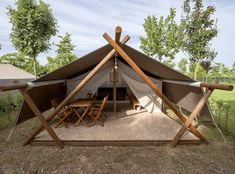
[209,83,235,136]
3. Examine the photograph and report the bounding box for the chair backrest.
[101,96,109,109]
[51,97,64,108]
[97,96,109,115]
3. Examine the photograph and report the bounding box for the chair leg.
[87,114,104,127]
[101,113,106,120]
[55,114,69,128]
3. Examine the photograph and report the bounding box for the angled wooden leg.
[171,89,214,147]
[87,113,104,127]
[18,88,63,148]
[55,110,72,128]
[55,114,68,128]
[74,107,90,126]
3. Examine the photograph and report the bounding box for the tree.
[47,33,77,72]
[232,62,235,74]
[7,0,57,78]
[0,52,47,77]
[189,61,206,80]
[139,8,182,67]
[178,58,188,74]
[208,63,233,81]
[200,60,212,82]
[181,0,218,80]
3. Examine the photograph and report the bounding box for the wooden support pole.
[200,83,233,91]
[0,80,66,92]
[115,26,122,44]
[22,35,130,146]
[0,83,29,91]
[171,89,214,146]
[18,88,64,148]
[113,57,117,112]
[103,32,206,142]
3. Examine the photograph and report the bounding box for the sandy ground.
[36,110,198,141]
[0,121,235,174]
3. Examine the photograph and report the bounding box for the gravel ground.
[0,122,235,174]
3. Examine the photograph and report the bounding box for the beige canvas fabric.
[15,44,212,125]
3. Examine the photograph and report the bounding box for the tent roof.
[0,64,34,80]
[16,43,212,125]
[35,44,194,83]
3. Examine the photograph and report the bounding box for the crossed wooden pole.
[0,26,233,148]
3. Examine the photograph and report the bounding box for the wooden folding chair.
[87,96,108,127]
[51,98,73,128]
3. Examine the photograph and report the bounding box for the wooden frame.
[18,88,64,148]
[112,26,122,113]
[113,57,117,112]
[0,26,233,147]
[171,88,214,146]
[30,140,201,146]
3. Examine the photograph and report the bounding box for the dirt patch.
[0,123,235,174]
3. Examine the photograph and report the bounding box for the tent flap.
[16,83,66,124]
[162,82,211,118]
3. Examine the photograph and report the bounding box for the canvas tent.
[0,27,233,148]
[15,44,212,124]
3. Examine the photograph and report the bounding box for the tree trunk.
[194,62,199,80]
[33,57,37,79]
[205,73,208,83]
[32,57,37,128]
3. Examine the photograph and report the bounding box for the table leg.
[74,107,90,126]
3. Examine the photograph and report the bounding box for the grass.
[209,83,235,136]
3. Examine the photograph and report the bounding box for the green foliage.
[0,52,47,77]
[0,93,22,128]
[178,58,188,74]
[209,97,233,133]
[232,62,235,74]
[0,93,15,115]
[208,63,233,79]
[188,61,206,79]
[14,94,23,109]
[140,8,182,67]
[7,0,57,77]
[47,33,77,72]
[181,0,218,80]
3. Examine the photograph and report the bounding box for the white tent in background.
[0,64,34,95]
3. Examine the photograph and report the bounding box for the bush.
[0,92,23,128]
[209,98,232,133]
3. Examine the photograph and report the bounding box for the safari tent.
[0,27,233,148]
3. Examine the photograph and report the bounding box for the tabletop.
[69,99,93,108]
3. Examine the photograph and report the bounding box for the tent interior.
[33,58,201,144]
[66,60,162,113]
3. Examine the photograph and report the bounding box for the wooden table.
[68,99,94,126]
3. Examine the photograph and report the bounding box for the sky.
[0,0,235,67]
